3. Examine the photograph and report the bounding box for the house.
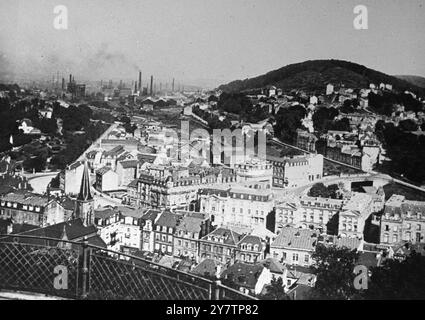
[116,159,138,187]
[221,262,272,295]
[116,206,146,254]
[199,227,242,265]
[173,212,211,261]
[286,265,317,299]
[236,234,266,264]
[0,191,66,227]
[153,210,182,256]
[95,167,119,192]
[199,186,274,230]
[94,207,121,251]
[339,193,373,238]
[191,258,224,279]
[267,153,323,189]
[60,161,84,196]
[258,258,287,285]
[7,218,107,249]
[270,227,318,266]
[140,208,163,252]
[380,194,425,244]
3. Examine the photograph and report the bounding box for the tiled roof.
[17,219,99,243]
[155,211,181,228]
[191,259,223,277]
[119,160,138,169]
[258,258,285,274]
[94,208,117,219]
[117,206,146,219]
[320,235,361,250]
[141,208,162,221]
[103,145,125,157]
[0,190,51,207]
[96,166,111,176]
[238,235,263,249]
[127,179,138,189]
[202,228,242,246]
[271,227,318,251]
[176,215,205,234]
[221,262,265,289]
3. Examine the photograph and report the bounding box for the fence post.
[214,280,221,300]
[80,236,89,300]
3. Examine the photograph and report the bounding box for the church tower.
[74,161,94,226]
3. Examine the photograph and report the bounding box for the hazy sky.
[0,0,424,87]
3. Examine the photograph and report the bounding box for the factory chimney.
[150,75,153,95]
[69,74,72,84]
[138,71,142,91]
[62,78,65,90]
[172,78,175,92]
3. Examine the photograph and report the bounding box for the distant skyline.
[1,0,425,88]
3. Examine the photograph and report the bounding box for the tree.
[260,277,290,300]
[308,183,330,198]
[309,244,360,300]
[274,105,306,143]
[398,119,418,132]
[364,252,425,300]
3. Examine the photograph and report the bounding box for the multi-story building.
[140,208,162,252]
[380,194,425,244]
[234,157,273,190]
[153,210,182,255]
[60,160,84,196]
[339,193,373,239]
[270,227,318,267]
[220,262,272,295]
[94,207,121,251]
[134,166,237,209]
[274,195,345,234]
[199,227,242,265]
[235,234,266,264]
[296,129,318,152]
[116,159,139,187]
[95,167,119,192]
[267,154,323,188]
[0,191,66,227]
[198,186,274,230]
[116,206,145,254]
[173,211,211,260]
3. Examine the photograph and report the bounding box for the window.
[293,253,299,262]
[304,254,310,263]
[383,234,389,243]
[393,235,398,243]
[385,225,389,231]
[417,225,422,231]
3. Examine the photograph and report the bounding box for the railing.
[0,234,256,300]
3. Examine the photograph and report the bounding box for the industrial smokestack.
[69,74,72,84]
[134,80,137,93]
[62,78,65,90]
[172,78,175,92]
[139,71,142,91]
[150,75,153,95]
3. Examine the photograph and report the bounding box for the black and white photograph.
[1,0,425,307]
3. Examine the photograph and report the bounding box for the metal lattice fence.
[0,235,256,300]
[0,241,80,298]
